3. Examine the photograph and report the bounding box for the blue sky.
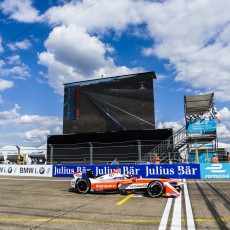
[0,0,230,147]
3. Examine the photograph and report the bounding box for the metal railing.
[47,140,160,165]
[141,126,187,163]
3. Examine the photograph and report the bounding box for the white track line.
[158,198,173,230]
[171,194,182,229]
[184,179,196,229]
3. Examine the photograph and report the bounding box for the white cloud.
[38,0,230,103]
[217,123,230,140]
[1,64,31,80]
[141,0,230,102]
[38,24,143,94]
[7,55,21,65]
[157,121,183,131]
[0,104,62,146]
[0,79,14,92]
[217,107,230,121]
[0,104,61,128]
[44,0,144,33]
[0,0,39,23]
[22,129,51,143]
[216,107,230,142]
[7,39,32,51]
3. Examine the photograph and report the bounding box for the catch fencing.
[47,140,173,165]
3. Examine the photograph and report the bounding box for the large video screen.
[63,72,156,134]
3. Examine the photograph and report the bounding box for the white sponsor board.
[0,165,52,177]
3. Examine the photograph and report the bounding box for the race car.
[70,168,184,198]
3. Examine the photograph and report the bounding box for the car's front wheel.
[147,181,165,198]
[76,178,91,194]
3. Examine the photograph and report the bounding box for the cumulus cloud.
[7,55,21,65]
[44,0,144,32]
[0,104,61,128]
[0,0,39,23]
[157,121,183,131]
[141,0,230,102]
[7,39,32,51]
[38,24,143,94]
[0,104,62,146]
[1,64,31,80]
[216,107,230,141]
[22,129,51,143]
[37,0,230,103]
[0,79,14,92]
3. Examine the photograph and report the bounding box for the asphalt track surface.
[0,177,229,230]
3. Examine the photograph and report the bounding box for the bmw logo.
[8,167,12,173]
[39,167,45,174]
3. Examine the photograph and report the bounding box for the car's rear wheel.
[76,178,91,194]
[147,181,165,198]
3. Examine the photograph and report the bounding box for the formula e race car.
[70,168,184,198]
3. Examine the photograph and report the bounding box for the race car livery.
[70,168,184,198]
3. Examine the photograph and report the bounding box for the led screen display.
[63,72,156,134]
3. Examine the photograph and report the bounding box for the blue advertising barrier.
[52,164,201,179]
[200,163,230,179]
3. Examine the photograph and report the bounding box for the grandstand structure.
[141,93,218,163]
[47,70,219,164]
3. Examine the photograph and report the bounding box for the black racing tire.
[175,185,182,193]
[147,181,165,198]
[76,178,91,194]
[120,189,130,195]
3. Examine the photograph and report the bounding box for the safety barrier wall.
[0,165,52,177]
[200,163,230,179]
[0,163,229,179]
[52,164,200,179]
[52,163,230,179]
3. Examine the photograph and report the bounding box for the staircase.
[141,126,188,163]
[141,124,218,163]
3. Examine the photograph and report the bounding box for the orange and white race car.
[70,168,184,198]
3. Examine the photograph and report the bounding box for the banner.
[0,165,52,177]
[200,163,230,179]
[53,164,201,179]
[187,119,216,133]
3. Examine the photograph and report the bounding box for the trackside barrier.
[52,164,201,179]
[1,164,229,179]
[0,165,52,177]
[200,163,230,179]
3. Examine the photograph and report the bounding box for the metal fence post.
[137,140,141,164]
[49,144,53,165]
[89,142,93,165]
[16,145,20,164]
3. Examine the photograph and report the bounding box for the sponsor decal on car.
[128,184,148,189]
[95,184,117,189]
